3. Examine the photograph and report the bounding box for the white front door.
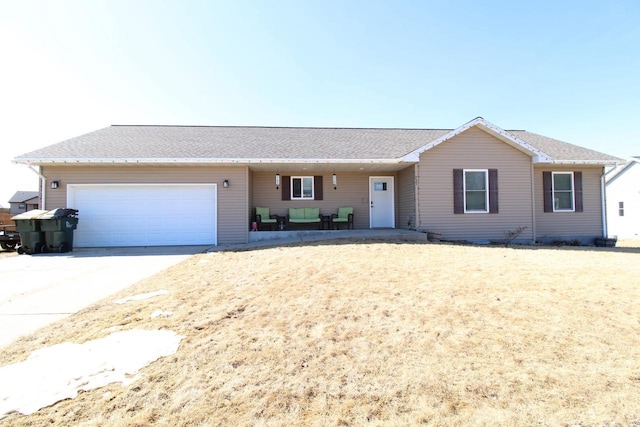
[369,176,395,228]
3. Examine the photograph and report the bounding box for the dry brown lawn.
[1,239,639,426]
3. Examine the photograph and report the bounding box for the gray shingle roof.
[9,191,39,203]
[14,124,620,164]
[509,131,618,162]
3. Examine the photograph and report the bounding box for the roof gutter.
[13,157,407,166]
[546,159,620,165]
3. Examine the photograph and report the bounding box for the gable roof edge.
[401,117,554,162]
[605,157,640,184]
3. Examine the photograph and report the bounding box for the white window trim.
[463,169,489,213]
[291,176,314,200]
[552,171,575,212]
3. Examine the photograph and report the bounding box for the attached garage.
[68,184,217,247]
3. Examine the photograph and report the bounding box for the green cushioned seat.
[255,207,277,230]
[288,207,321,228]
[304,208,320,219]
[289,208,305,220]
[331,207,354,229]
[332,207,353,222]
[256,207,276,223]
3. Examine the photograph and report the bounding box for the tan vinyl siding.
[247,168,254,226]
[534,165,604,240]
[41,165,249,245]
[397,166,416,229]
[417,127,534,242]
[251,171,372,229]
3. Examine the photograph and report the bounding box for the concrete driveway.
[0,246,209,349]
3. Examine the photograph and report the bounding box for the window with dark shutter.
[314,176,323,201]
[453,169,464,214]
[454,169,497,214]
[573,171,583,212]
[543,171,553,212]
[285,176,323,200]
[282,176,291,201]
[489,169,498,214]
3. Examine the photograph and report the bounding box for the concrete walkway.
[0,246,208,348]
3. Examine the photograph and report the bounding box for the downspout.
[601,168,607,238]
[414,163,420,231]
[27,165,47,210]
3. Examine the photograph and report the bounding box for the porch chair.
[255,207,277,231]
[331,207,354,229]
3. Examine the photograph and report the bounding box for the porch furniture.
[331,207,354,229]
[276,215,287,230]
[320,215,331,230]
[255,207,278,231]
[287,207,321,229]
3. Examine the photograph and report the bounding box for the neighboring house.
[13,117,620,247]
[605,157,640,239]
[8,191,40,215]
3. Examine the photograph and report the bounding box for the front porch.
[249,169,414,232]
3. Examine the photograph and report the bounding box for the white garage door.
[68,184,217,247]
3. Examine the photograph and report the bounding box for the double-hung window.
[464,169,488,213]
[552,172,574,212]
[291,176,314,200]
[543,171,583,213]
[453,169,498,214]
[281,175,324,201]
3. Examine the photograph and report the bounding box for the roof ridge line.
[109,124,456,131]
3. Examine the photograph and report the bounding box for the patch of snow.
[150,310,173,319]
[0,329,183,418]
[113,290,169,304]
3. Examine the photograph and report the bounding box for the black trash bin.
[39,209,79,253]
[12,209,48,255]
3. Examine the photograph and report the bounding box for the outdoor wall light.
[51,180,59,189]
[223,179,229,188]
[275,173,280,189]
[332,173,337,190]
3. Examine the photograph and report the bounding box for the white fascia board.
[541,159,620,166]
[478,122,553,162]
[14,157,403,165]
[604,159,638,184]
[402,116,555,163]
[401,117,484,161]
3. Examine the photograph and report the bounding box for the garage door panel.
[69,184,217,247]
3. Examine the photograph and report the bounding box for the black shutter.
[282,176,291,201]
[453,169,464,214]
[543,171,553,213]
[314,176,323,200]
[489,169,498,214]
[574,171,583,212]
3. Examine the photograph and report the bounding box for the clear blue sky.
[1,0,638,206]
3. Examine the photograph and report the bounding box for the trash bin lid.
[11,209,48,220]
[39,208,79,219]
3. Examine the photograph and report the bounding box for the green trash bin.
[39,209,79,253]
[12,209,48,255]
